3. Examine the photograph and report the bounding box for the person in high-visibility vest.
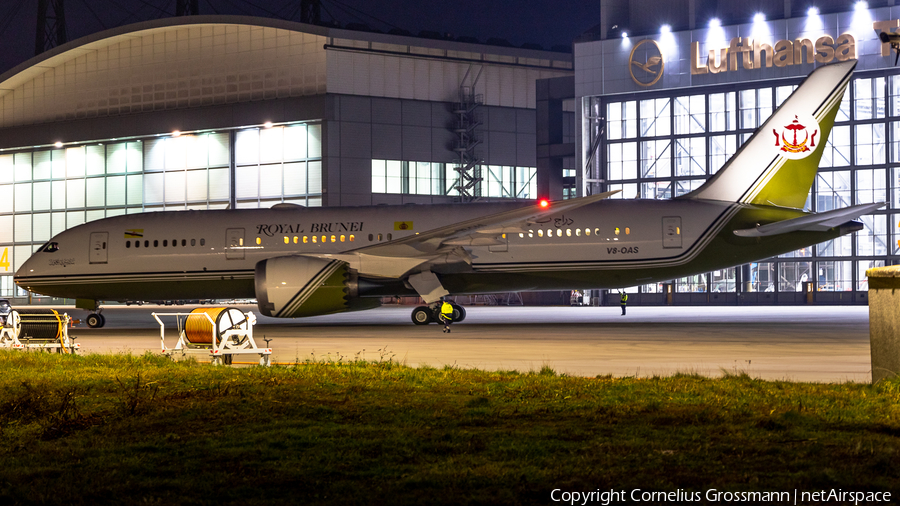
[620,291,628,316]
[440,300,454,333]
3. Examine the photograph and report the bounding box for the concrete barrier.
[866,265,900,383]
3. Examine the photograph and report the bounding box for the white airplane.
[15,60,880,328]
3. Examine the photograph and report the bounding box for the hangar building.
[577,0,900,305]
[0,16,573,299]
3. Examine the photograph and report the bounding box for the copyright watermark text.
[550,488,892,505]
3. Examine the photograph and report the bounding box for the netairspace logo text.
[550,488,892,505]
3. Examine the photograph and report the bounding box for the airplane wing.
[296,191,620,282]
[733,202,885,237]
[347,190,620,257]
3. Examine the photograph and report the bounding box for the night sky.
[0,0,601,76]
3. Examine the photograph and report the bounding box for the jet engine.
[254,256,380,318]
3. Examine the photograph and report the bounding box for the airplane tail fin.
[683,60,855,209]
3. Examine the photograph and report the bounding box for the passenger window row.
[255,235,357,245]
[284,235,356,244]
[126,238,205,248]
[258,233,395,244]
[519,227,631,239]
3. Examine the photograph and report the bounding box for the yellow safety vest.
[441,302,453,319]
[620,293,628,304]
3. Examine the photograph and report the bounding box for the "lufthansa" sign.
[690,34,856,75]
[624,18,900,87]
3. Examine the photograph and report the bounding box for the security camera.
[879,30,900,65]
[879,31,900,43]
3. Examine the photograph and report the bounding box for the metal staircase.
[452,66,484,202]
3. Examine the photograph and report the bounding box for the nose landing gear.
[76,299,106,328]
[86,312,106,328]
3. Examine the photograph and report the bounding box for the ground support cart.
[153,307,272,366]
[0,309,80,353]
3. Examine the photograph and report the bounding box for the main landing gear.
[410,302,466,325]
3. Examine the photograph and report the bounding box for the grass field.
[0,350,898,505]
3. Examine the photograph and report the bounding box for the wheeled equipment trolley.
[153,307,272,366]
[0,309,80,353]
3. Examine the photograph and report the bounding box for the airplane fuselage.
[15,198,844,302]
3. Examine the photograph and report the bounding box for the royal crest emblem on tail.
[773,114,819,159]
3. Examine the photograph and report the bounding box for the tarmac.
[18,303,871,383]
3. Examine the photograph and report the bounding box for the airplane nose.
[14,259,28,281]
[15,254,38,282]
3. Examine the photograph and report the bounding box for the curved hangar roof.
[0,16,572,130]
[0,16,328,129]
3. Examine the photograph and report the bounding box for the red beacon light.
[538,199,550,209]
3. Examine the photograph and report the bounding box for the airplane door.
[489,233,509,253]
[662,217,682,248]
[89,232,108,264]
[226,228,245,260]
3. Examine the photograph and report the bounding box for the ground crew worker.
[620,291,628,316]
[440,300,454,333]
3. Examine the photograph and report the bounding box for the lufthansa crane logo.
[628,39,665,87]
[773,114,820,160]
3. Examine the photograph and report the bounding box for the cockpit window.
[39,242,60,253]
